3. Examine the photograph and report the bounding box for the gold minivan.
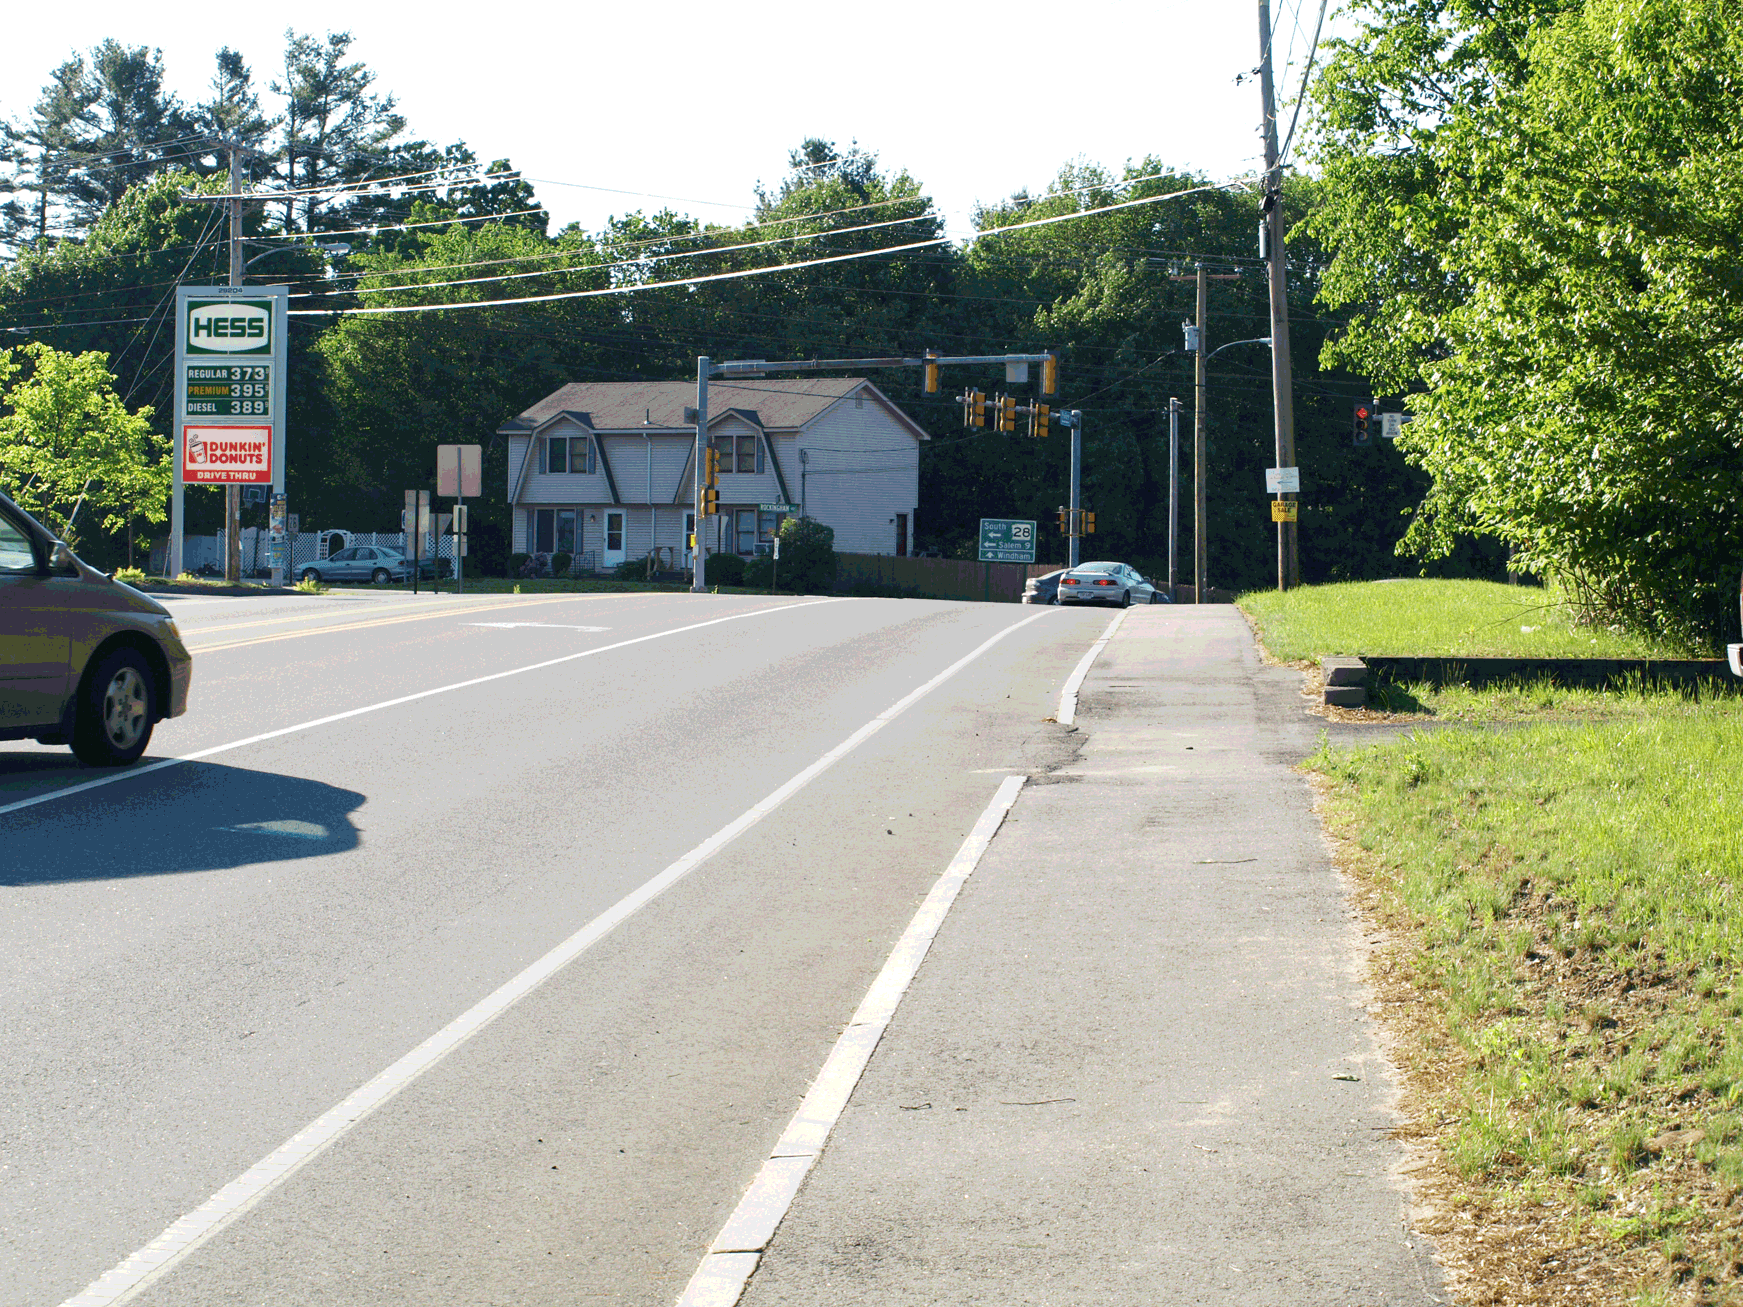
[0,491,191,766]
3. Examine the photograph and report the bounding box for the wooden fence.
[833,553,1058,603]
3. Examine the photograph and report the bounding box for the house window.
[547,436,594,473]
[533,508,555,554]
[712,434,763,474]
[555,509,576,555]
[734,509,757,555]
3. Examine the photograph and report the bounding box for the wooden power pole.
[1257,0,1300,589]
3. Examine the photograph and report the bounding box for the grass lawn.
[1240,579,1709,662]
[1311,705,1743,1304]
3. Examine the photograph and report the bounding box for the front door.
[603,511,626,567]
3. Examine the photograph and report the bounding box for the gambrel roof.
[499,378,929,441]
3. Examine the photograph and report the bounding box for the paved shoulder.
[737,605,1447,1306]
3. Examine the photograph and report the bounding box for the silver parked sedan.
[1056,561,1166,607]
[299,546,440,585]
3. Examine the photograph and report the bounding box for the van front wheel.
[71,648,156,767]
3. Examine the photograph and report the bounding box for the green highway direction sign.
[978,517,1037,563]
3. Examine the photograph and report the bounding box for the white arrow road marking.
[212,820,331,840]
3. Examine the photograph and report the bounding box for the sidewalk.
[738,605,1448,1305]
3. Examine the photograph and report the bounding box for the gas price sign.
[185,364,272,417]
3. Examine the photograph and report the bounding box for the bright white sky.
[4,1,1339,240]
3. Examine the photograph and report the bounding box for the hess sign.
[186,300,272,354]
[183,425,272,483]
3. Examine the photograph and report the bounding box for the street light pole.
[1068,409,1082,569]
[1168,396,1181,601]
[691,357,710,594]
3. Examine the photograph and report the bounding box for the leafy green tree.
[0,341,169,547]
[1310,0,1743,640]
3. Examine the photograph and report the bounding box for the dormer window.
[711,433,762,474]
[547,436,595,474]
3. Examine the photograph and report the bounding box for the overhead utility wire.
[328,212,940,297]
[1278,0,1331,167]
[289,182,1239,317]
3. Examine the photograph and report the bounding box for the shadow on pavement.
[0,759,364,886]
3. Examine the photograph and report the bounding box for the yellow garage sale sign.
[1271,500,1299,522]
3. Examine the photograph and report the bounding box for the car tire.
[71,646,155,767]
[300,567,322,584]
[1120,589,1131,608]
[371,568,391,585]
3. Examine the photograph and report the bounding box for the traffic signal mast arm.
[710,351,1059,395]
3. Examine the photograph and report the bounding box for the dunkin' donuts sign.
[183,425,271,483]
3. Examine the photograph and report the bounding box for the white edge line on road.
[677,773,1028,1307]
[1057,607,1130,726]
[3,599,839,821]
[59,608,1055,1307]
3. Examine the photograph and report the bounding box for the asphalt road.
[2,590,1110,1307]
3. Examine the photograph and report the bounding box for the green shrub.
[775,516,837,593]
[508,552,530,578]
[705,551,746,586]
[551,551,573,577]
[744,554,774,589]
[113,566,146,585]
[613,557,647,581]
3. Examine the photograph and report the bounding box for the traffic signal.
[924,351,940,394]
[963,390,987,428]
[699,485,719,515]
[996,394,1018,433]
[1083,511,1096,535]
[1041,352,1058,396]
[1029,404,1051,438]
[1353,401,1372,446]
[704,445,720,485]
[1058,510,1069,535]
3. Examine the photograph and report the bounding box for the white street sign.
[1381,413,1405,440]
[1265,466,1301,494]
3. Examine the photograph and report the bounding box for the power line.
[289,182,1240,317]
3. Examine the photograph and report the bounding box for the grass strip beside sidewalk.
[1243,580,1706,661]
[1310,706,1743,1304]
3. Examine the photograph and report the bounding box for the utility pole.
[1258,0,1300,589]
[1194,263,1208,603]
[223,142,243,586]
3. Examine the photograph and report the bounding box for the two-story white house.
[501,378,927,569]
